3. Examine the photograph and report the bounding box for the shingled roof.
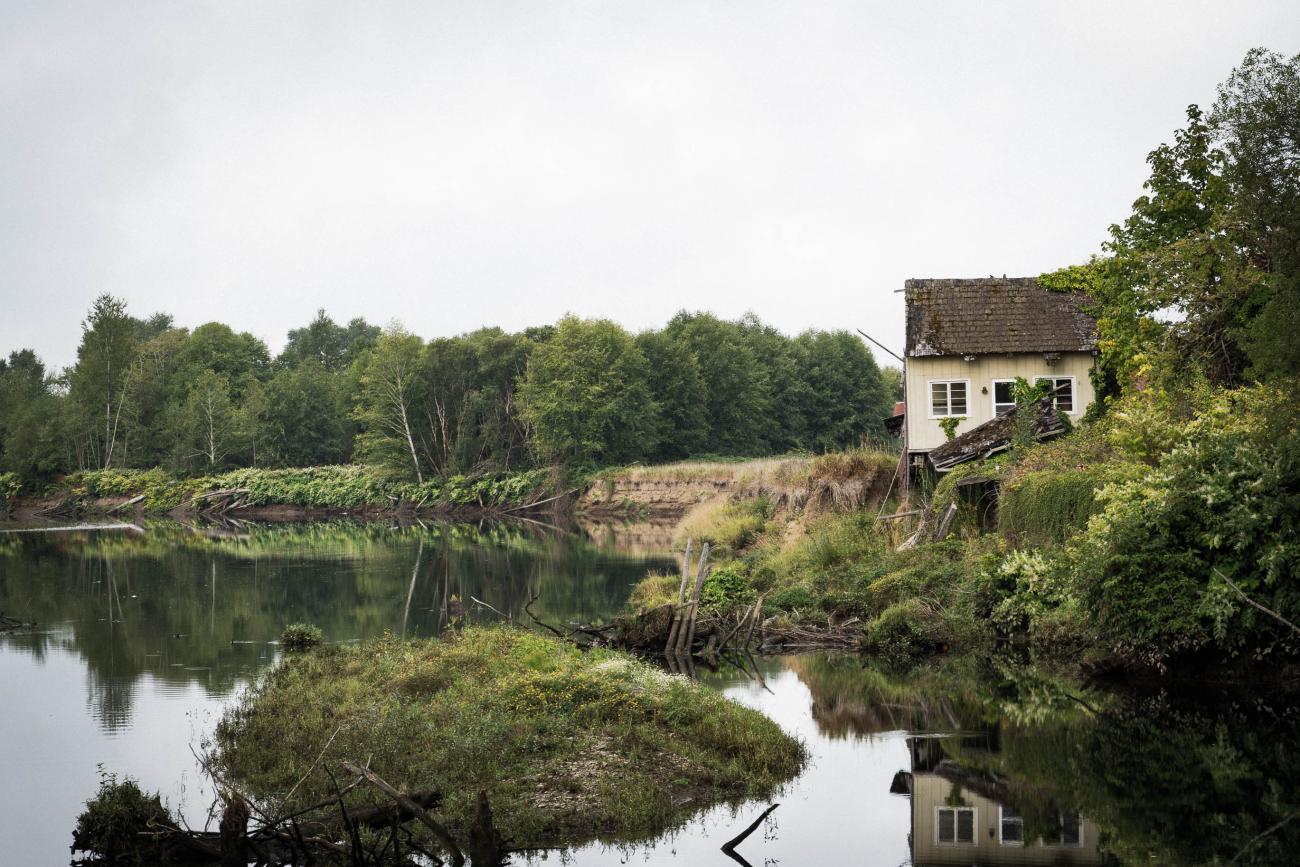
[905,277,1097,357]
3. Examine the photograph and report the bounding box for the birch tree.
[68,295,138,469]
[354,324,425,482]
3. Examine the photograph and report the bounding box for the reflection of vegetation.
[214,628,805,850]
[790,653,1300,866]
[0,520,672,731]
[955,692,1300,866]
[790,650,1113,738]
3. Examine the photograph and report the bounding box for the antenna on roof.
[855,328,904,364]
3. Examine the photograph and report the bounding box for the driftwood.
[677,543,711,655]
[109,494,146,513]
[1,613,34,633]
[342,761,465,865]
[664,539,694,651]
[721,803,779,865]
[933,502,958,541]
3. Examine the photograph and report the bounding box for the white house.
[901,277,1099,473]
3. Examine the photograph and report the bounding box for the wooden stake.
[664,539,694,652]
[681,542,711,654]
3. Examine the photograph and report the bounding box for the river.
[1,520,1297,866]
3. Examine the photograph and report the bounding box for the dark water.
[2,521,1298,866]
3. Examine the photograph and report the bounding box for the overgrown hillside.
[625,49,1300,674]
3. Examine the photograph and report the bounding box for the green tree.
[259,361,346,466]
[634,331,708,460]
[420,328,535,474]
[793,330,891,451]
[67,295,139,469]
[279,310,379,371]
[665,312,770,455]
[182,370,236,470]
[1212,49,1300,379]
[354,324,425,482]
[0,350,66,483]
[518,317,659,465]
[174,323,270,397]
[738,314,809,452]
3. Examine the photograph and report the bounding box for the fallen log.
[342,760,465,866]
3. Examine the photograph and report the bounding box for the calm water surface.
[2,520,1298,866]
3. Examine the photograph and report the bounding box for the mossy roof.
[904,277,1097,357]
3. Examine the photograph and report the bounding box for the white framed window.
[936,806,976,845]
[998,805,1024,846]
[929,380,969,418]
[992,379,1016,416]
[1057,811,1082,847]
[1035,376,1076,414]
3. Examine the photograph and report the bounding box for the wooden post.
[664,539,693,652]
[680,542,711,655]
[934,502,959,541]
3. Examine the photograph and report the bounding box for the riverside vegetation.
[620,48,1300,676]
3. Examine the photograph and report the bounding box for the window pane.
[931,382,948,416]
[1056,379,1073,412]
[949,382,967,415]
[938,809,955,843]
[1061,812,1081,845]
[957,809,974,843]
[994,381,1014,414]
[1001,806,1023,844]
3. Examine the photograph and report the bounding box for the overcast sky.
[2,1,1297,370]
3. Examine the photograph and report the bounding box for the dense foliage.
[0,304,896,488]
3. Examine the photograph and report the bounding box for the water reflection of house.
[893,735,1105,866]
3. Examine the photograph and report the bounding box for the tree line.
[0,304,899,485]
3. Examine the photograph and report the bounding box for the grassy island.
[212,628,805,851]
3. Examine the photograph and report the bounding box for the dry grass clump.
[735,448,897,514]
[629,572,680,609]
[674,495,772,555]
[610,456,810,486]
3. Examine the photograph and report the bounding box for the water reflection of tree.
[789,654,1300,866]
[0,521,672,733]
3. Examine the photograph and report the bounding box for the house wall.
[910,773,1103,866]
[904,352,1097,453]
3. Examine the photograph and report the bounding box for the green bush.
[1070,386,1300,665]
[72,772,173,862]
[865,599,948,661]
[0,471,20,514]
[998,465,1142,547]
[281,623,323,651]
[700,567,756,612]
[766,585,816,614]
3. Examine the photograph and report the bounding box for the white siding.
[905,352,1097,452]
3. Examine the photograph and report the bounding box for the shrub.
[1070,384,1300,664]
[766,585,816,615]
[700,567,756,612]
[865,599,948,661]
[72,772,173,862]
[0,471,20,514]
[998,465,1142,547]
[281,623,323,651]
